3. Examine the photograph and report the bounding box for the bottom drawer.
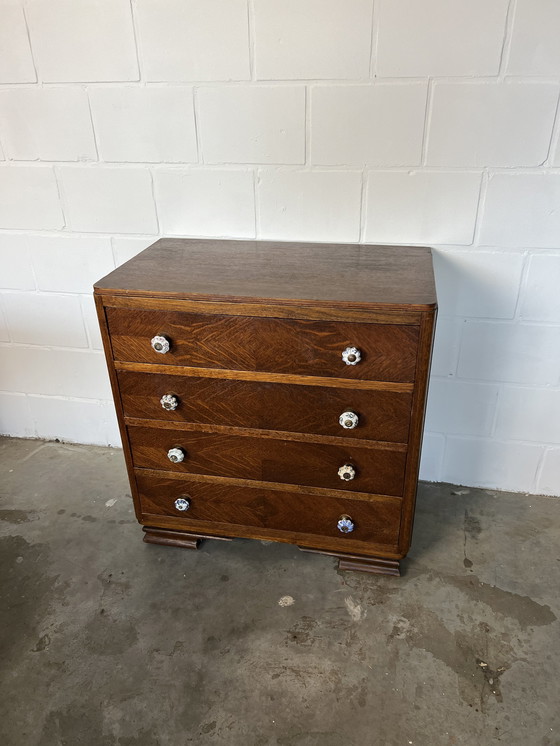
[136,472,401,549]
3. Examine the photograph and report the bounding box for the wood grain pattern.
[94,238,437,311]
[135,467,399,504]
[106,307,420,382]
[128,425,407,496]
[299,546,401,576]
[117,370,413,443]
[338,556,400,575]
[397,309,437,556]
[140,512,402,558]
[114,362,414,392]
[125,417,408,451]
[142,527,200,549]
[94,294,143,523]
[136,472,401,549]
[95,239,437,574]
[103,294,422,325]
[142,526,233,549]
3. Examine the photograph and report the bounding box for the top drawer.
[105,308,420,382]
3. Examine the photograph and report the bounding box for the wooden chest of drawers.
[94,239,437,576]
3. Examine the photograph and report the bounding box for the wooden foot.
[142,526,233,550]
[143,526,201,549]
[298,546,400,576]
[338,556,400,576]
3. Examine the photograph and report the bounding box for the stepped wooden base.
[142,527,399,576]
[142,526,232,549]
[298,546,400,576]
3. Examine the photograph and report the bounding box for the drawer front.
[136,473,401,548]
[118,371,413,443]
[128,425,406,496]
[106,308,419,382]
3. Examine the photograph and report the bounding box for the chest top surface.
[94,238,437,311]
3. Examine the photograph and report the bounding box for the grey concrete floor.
[1,436,560,746]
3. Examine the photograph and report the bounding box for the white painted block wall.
[1,0,560,496]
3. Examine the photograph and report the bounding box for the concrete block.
[198,86,305,164]
[311,83,427,166]
[2,292,88,347]
[254,0,373,80]
[377,0,508,76]
[365,171,481,245]
[0,166,64,229]
[59,167,158,234]
[258,169,361,242]
[26,0,138,82]
[136,0,250,81]
[427,81,559,167]
[89,86,197,163]
[154,168,255,237]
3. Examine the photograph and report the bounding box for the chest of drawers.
[94,239,437,576]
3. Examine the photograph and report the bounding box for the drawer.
[136,472,402,548]
[118,371,413,443]
[128,425,407,496]
[106,307,419,382]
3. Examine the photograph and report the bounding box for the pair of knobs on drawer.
[167,447,356,482]
[168,447,355,487]
[172,495,354,534]
[161,395,360,433]
[151,335,362,368]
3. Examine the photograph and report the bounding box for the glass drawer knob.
[174,497,190,512]
[151,335,170,354]
[338,463,356,481]
[342,346,361,365]
[337,515,354,533]
[160,394,179,411]
[167,447,185,464]
[339,411,359,429]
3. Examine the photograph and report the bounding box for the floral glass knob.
[342,346,361,366]
[174,497,190,512]
[151,334,170,354]
[338,463,356,481]
[160,394,179,411]
[339,411,359,430]
[167,447,185,464]
[337,515,354,533]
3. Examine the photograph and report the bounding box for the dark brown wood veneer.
[95,238,437,576]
